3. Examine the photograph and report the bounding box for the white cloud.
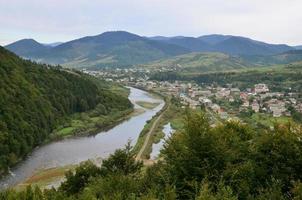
[0,0,301,45]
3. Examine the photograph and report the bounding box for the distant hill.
[152,36,210,52]
[6,31,189,68]
[294,45,302,50]
[6,32,295,69]
[198,34,232,45]
[141,50,302,73]
[213,36,293,55]
[5,39,50,58]
[241,50,302,65]
[43,42,63,47]
[140,52,253,72]
[150,34,293,56]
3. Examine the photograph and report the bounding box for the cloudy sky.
[1,0,301,46]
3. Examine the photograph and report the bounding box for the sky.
[1,0,301,46]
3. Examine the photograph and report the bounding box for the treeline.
[2,111,302,199]
[151,66,302,92]
[0,47,132,175]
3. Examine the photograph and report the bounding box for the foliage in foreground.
[2,111,302,199]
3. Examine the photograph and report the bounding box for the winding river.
[0,87,164,189]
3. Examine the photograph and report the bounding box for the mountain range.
[150,34,293,55]
[295,45,302,50]
[5,31,300,69]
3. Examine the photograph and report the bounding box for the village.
[82,69,302,123]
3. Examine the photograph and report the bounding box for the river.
[0,87,164,189]
[150,123,175,160]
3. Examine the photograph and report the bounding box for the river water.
[0,87,164,189]
[150,123,175,160]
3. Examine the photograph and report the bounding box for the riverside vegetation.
[0,47,132,176]
[133,96,184,159]
[2,111,302,199]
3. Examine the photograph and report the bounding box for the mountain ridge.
[5,31,296,68]
[150,34,293,55]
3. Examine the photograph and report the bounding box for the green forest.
[2,111,302,199]
[0,47,132,176]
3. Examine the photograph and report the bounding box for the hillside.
[5,39,50,58]
[140,52,254,72]
[150,34,293,55]
[6,32,295,69]
[198,34,232,44]
[295,45,302,50]
[0,47,132,175]
[5,31,189,69]
[153,36,211,52]
[242,50,302,65]
[213,36,293,55]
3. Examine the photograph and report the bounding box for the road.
[136,111,164,160]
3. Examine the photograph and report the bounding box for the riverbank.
[0,87,163,190]
[49,85,135,140]
[0,85,135,179]
[133,90,185,160]
[132,91,168,157]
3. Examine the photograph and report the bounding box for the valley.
[2,30,302,200]
[0,87,165,189]
[3,0,302,198]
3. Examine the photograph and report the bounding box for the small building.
[216,88,231,99]
[266,99,286,117]
[242,100,250,107]
[230,88,240,95]
[199,97,213,107]
[240,92,249,101]
[255,84,269,94]
[211,104,221,113]
[251,101,260,113]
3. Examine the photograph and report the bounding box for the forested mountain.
[151,36,211,52]
[150,34,293,55]
[5,31,295,69]
[213,36,293,55]
[198,34,232,44]
[5,39,50,59]
[294,45,302,50]
[0,47,132,175]
[5,31,189,69]
[241,50,302,65]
